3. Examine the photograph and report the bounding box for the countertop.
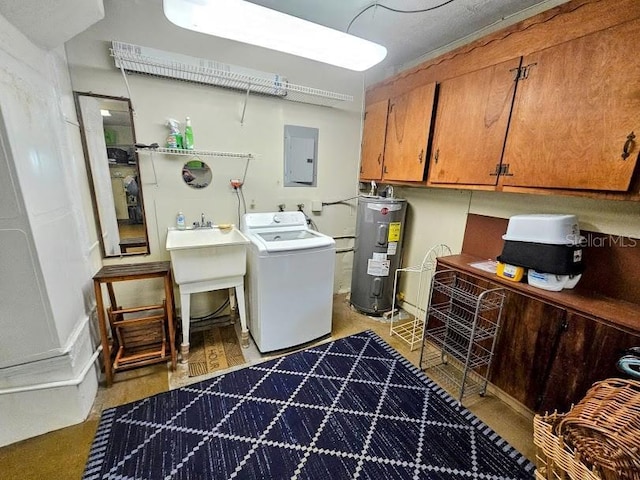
[438,254,640,334]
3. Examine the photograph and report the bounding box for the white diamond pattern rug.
[83,331,534,479]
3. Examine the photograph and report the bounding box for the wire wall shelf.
[136,147,253,159]
[111,42,354,109]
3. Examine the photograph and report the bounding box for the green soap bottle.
[184,116,194,150]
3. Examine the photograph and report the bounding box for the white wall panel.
[0,230,57,367]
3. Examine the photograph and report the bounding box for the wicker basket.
[533,378,640,480]
[557,378,640,480]
[533,412,603,480]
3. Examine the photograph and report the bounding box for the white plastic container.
[527,270,582,291]
[502,214,581,245]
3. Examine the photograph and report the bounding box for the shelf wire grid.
[420,269,505,403]
[111,45,353,108]
[429,302,499,341]
[432,272,505,312]
[136,147,253,159]
[421,342,486,399]
[423,326,493,370]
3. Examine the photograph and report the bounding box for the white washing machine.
[241,212,335,352]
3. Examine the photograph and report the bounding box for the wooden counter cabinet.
[436,255,640,414]
[539,311,640,413]
[489,292,566,411]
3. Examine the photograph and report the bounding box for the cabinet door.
[489,292,565,411]
[428,58,521,186]
[382,83,437,181]
[360,99,389,181]
[502,20,640,191]
[539,312,640,413]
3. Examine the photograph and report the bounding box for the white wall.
[65,0,364,310]
[394,186,640,313]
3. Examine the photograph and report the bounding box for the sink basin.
[166,227,249,285]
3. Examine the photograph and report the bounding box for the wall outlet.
[311,200,322,213]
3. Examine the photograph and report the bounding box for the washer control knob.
[273,214,281,223]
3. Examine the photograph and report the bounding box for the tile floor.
[0,294,535,479]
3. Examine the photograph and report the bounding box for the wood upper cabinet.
[502,19,640,191]
[382,82,437,182]
[360,99,389,181]
[428,58,521,186]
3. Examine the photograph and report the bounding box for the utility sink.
[166,226,249,285]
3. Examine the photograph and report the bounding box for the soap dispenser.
[176,211,186,230]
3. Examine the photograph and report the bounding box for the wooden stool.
[93,262,177,386]
[108,301,168,370]
[119,237,148,253]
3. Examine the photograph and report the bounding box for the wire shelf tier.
[390,318,424,349]
[421,344,486,399]
[111,43,353,108]
[432,271,505,311]
[420,269,505,403]
[136,147,253,158]
[423,327,492,370]
[429,302,499,341]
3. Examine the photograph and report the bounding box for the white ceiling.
[1,0,567,75]
[247,0,568,71]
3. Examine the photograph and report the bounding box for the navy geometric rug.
[83,331,534,479]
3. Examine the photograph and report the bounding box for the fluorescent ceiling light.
[163,0,387,71]
[100,109,111,117]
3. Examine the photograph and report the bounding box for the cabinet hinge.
[510,63,537,81]
[489,163,515,177]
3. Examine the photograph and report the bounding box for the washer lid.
[250,228,334,252]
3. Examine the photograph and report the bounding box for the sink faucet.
[193,213,213,228]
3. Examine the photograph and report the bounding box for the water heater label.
[387,242,397,255]
[367,259,390,276]
[388,222,401,242]
[372,252,387,261]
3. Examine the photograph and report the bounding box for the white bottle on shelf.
[176,211,186,230]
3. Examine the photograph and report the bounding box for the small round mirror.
[182,159,212,189]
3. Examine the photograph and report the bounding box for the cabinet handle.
[418,149,424,163]
[622,131,636,160]
[383,165,388,174]
[377,153,382,164]
[434,148,439,164]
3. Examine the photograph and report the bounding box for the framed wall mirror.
[74,92,149,257]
